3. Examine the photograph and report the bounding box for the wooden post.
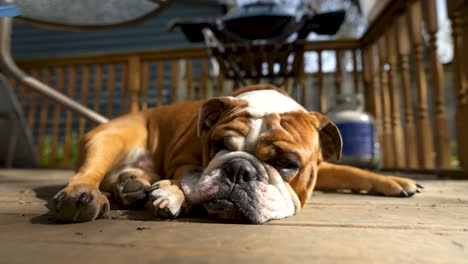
[448,5,468,171]
[386,24,405,169]
[422,0,453,169]
[377,36,395,168]
[396,14,419,169]
[127,56,141,113]
[407,0,435,169]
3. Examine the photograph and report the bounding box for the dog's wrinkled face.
[182,87,342,224]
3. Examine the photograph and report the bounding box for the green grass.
[41,133,80,168]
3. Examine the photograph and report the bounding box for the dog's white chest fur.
[236,90,305,152]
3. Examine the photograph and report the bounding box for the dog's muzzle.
[181,151,299,224]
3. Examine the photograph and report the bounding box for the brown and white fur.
[50,85,422,224]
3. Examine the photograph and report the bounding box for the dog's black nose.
[223,158,257,184]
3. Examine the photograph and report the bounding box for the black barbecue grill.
[169,2,345,88]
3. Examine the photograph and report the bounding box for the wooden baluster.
[335,50,342,95]
[386,24,406,169]
[63,66,76,168]
[128,56,141,113]
[352,49,360,94]
[317,51,326,113]
[396,14,418,169]
[50,67,64,167]
[141,61,149,110]
[377,37,395,168]
[171,60,178,103]
[156,61,164,106]
[299,59,306,107]
[94,64,102,113]
[120,63,128,114]
[422,0,452,169]
[27,69,39,131]
[449,9,468,171]
[38,68,51,166]
[201,59,209,99]
[12,77,26,107]
[370,45,383,156]
[361,48,372,114]
[107,64,116,118]
[79,65,90,138]
[408,0,435,169]
[186,60,193,100]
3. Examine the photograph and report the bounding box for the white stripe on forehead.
[235,89,305,118]
[235,89,305,152]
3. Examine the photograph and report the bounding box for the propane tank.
[326,94,380,169]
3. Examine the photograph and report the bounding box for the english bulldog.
[50,85,422,224]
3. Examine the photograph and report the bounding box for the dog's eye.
[273,157,301,179]
[212,136,231,153]
[212,140,226,153]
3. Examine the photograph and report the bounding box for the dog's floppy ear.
[310,112,342,161]
[197,96,239,137]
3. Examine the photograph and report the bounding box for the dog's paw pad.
[149,182,188,219]
[115,172,150,207]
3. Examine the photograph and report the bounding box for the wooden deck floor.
[0,169,467,263]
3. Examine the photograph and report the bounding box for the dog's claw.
[416,183,424,189]
[50,185,109,222]
[78,192,92,206]
[399,190,409,197]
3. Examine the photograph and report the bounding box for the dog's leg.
[50,115,148,222]
[148,165,201,218]
[316,162,423,197]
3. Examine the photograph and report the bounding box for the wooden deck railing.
[7,0,467,176]
[11,41,361,168]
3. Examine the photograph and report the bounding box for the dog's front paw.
[149,180,190,219]
[370,176,423,197]
[114,171,150,207]
[49,185,110,222]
